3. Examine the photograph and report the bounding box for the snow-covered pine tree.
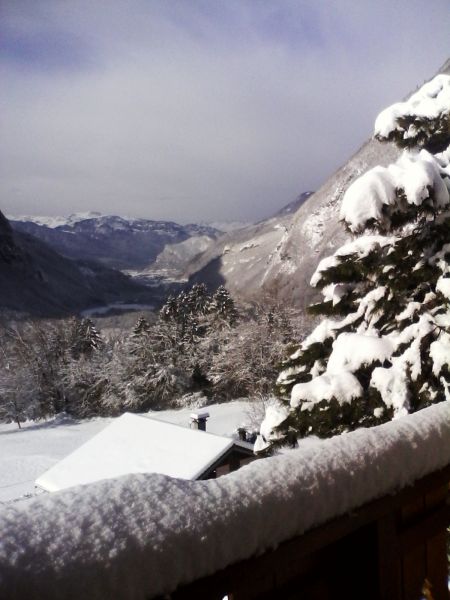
[185,283,210,316]
[160,289,200,341]
[71,318,103,359]
[209,285,239,326]
[159,294,179,322]
[256,74,450,452]
[131,316,151,339]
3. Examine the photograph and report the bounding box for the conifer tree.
[209,285,238,326]
[71,318,103,359]
[186,283,210,316]
[256,74,450,452]
[131,316,151,339]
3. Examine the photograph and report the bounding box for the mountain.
[259,58,450,308]
[0,211,153,318]
[185,59,450,307]
[197,220,251,233]
[259,138,401,307]
[141,235,217,282]
[183,145,400,305]
[184,193,314,297]
[10,214,221,272]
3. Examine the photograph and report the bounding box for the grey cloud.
[1,1,449,222]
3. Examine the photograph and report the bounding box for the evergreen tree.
[159,294,178,322]
[185,283,210,316]
[131,316,151,339]
[209,285,238,326]
[71,318,103,359]
[257,74,450,452]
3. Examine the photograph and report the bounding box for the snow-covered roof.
[35,413,234,491]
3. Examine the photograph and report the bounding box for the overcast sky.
[1,1,449,223]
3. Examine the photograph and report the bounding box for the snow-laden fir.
[0,401,449,600]
[374,74,450,149]
[258,74,450,450]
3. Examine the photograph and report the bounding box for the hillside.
[185,192,313,296]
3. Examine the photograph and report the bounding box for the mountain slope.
[0,211,151,317]
[186,59,450,307]
[260,58,450,308]
[10,214,220,272]
[184,193,314,298]
[260,138,401,307]
[144,235,216,281]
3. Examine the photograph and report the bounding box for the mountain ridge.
[10,214,221,272]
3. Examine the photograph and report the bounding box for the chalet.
[35,411,255,492]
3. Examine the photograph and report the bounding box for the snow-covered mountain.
[0,211,153,318]
[11,212,105,229]
[9,214,221,272]
[185,59,450,307]
[184,144,400,305]
[197,220,251,233]
[143,235,217,281]
[184,191,314,297]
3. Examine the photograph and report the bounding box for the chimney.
[237,427,247,442]
[190,410,210,431]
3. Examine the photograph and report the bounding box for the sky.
[1,1,449,224]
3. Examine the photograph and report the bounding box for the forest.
[0,284,306,428]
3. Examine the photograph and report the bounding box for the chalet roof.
[35,413,235,492]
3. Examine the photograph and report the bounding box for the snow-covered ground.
[0,416,113,503]
[0,401,253,504]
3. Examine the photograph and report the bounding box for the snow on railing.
[1,401,450,600]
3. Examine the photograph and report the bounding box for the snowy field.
[0,400,254,504]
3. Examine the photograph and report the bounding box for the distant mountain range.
[9,197,315,296]
[0,211,154,318]
[10,213,221,272]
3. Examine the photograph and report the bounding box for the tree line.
[0,285,306,427]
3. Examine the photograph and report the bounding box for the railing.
[1,401,450,600]
[167,465,450,600]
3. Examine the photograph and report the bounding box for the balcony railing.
[0,401,450,600]
[169,465,450,600]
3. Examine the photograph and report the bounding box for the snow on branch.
[310,235,395,287]
[1,402,450,600]
[263,69,450,451]
[374,74,450,150]
[340,148,449,233]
